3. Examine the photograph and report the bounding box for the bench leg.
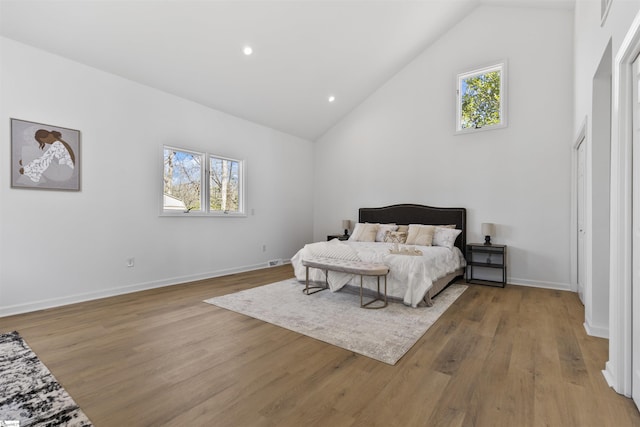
[360,274,388,309]
[303,265,327,295]
[384,274,388,306]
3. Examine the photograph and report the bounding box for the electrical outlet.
[127,258,135,268]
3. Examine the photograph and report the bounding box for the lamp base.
[343,229,350,237]
[484,235,492,245]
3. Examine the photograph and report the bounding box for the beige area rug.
[204,278,467,365]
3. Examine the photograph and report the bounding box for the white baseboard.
[602,363,616,388]
[0,262,276,317]
[584,321,609,339]
[602,361,632,397]
[506,277,573,292]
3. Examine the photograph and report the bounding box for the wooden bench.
[301,257,390,309]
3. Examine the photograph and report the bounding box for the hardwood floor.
[1,265,639,426]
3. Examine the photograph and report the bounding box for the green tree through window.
[461,71,501,129]
[456,62,506,133]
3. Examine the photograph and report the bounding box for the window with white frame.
[456,61,507,134]
[162,146,244,216]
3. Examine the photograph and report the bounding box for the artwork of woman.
[19,129,75,183]
[11,119,80,191]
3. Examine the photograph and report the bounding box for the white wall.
[574,0,640,128]
[573,0,640,395]
[313,5,574,289]
[0,37,314,316]
[573,0,640,338]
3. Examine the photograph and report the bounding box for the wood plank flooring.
[1,265,639,426]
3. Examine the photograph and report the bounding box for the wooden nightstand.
[327,234,349,241]
[465,243,507,287]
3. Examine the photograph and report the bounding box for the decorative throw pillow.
[348,223,379,242]
[405,224,435,246]
[375,224,398,242]
[432,227,462,249]
[396,225,409,233]
[383,230,408,244]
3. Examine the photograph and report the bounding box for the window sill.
[454,122,507,135]
[160,211,247,218]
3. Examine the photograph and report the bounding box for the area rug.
[204,278,467,365]
[0,331,92,427]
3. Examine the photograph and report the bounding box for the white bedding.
[291,240,466,307]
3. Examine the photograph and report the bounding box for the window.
[456,61,507,134]
[209,155,241,213]
[162,146,244,216]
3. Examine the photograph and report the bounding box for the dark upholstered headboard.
[358,204,467,253]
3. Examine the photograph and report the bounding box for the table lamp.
[342,220,351,237]
[481,223,495,245]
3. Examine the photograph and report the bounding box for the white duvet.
[290,240,466,307]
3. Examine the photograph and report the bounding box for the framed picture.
[10,118,80,191]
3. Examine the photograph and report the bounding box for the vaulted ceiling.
[0,0,574,140]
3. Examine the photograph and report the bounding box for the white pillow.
[405,224,435,246]
[375,224,398,242]
[348,223,379,242]
[432,227,462,249]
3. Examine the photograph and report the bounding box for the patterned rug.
[204,278,467,365]
[0,331,92,427]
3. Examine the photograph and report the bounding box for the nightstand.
[327,234,349,241]
[465,243,507,287]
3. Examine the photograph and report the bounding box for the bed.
[290,204,467,307]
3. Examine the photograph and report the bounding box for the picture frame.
[10,118,81,191]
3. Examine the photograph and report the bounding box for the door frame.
[632,51,640,409]
[573,123,587,301]
[571,118,588,300]
[604,10,640,398]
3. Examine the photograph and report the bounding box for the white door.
[631,54,640,409]
[577,138,586,304]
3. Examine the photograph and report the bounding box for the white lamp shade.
[342,219,351,230]
[481,223,495,236]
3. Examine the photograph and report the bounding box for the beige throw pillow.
[348,223,379,242]
[405,225,435,246]
[396,225,409,233]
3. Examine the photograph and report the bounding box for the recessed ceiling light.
[328,95,336,103]
[243,46,253,56]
